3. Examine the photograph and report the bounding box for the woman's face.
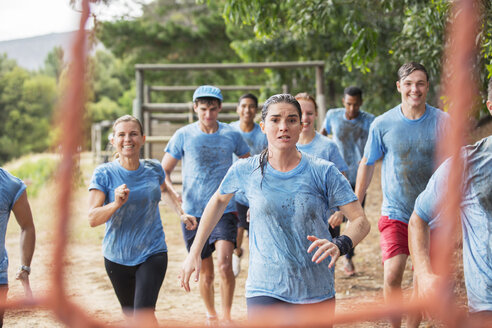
[298,99,317,133]
[260,102,302,151]
[111,121,145,158]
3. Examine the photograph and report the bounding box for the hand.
[114,184,130,207]
[181,214,198,230]
[16,270,33,299]
[328,211,344,229]
[179,253,202,292]
[306,235,340,268]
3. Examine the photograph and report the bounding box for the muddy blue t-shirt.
[219,153,357,303]
[0,168,26,284]
[414,136,492,312]
[364,104,447,223]
[323,108,375,186]
[229,121,267,157]
[165,121,250,217]
[230,121,267,206]
[89,159,167,266]
[297,132,348,174]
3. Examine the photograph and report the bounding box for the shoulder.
[0,168,23,187]
[220,122,243,137]
[229,120,240,129]
[302,152,336,171]
[371,105,400,128]
[143,159,163,171]
[426,104,448,120]
[315,133,336,147]
[326,108,344,118]
[360,110,375,121]
[94,161,117,174]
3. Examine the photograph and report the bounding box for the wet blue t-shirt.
[297,132,348,174]
[219,153,357,303]
[414,136,492,312]
[0,168,26,284]
[229,121,267,157]
[230,121,267,206]
[363,104,448,223]
[165,121,250,217]
[323,108,375,186]
[89,159,167,266]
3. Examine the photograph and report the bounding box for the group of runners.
[0,61,490,327]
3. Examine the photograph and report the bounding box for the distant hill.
[0,31,99,71]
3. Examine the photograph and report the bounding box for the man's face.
[396,70,429,109]
[194,101,221,129]
[342,94,362,120]
[237,98,257,125]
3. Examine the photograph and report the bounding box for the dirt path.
[3,154,466,327]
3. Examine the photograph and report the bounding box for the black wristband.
[332,235,353,256]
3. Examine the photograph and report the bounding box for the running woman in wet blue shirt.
[0,168,36,327]
[180,94,370,325]
[355,62,448,328]
[321,86,375,276]
[229,93,267,276]
[89,115,182,323]
[162,86,250,324]
[409,80,492,325]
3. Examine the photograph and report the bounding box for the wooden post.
[315,64,326,130]
[143,85,151,158]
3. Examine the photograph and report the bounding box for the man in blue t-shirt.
[321,86,374,276]
[161,85,250,324]
[229,93,267,277]
[0,168,36,326]
[409,79,492,325]
[355,63,448,328]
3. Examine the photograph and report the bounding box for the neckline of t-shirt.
[397,104,430,124]
[342,109,363,123]
[115,158,144,173]
[196,121,221,135]
[297,131,320,148]
[266,153,307,177]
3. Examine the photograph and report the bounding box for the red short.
[378,216,410,263]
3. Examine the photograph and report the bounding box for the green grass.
[8,157,58,197]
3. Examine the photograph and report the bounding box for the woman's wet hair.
[294,92,318,113]
[112,115,144,136]
[257,94,302,186]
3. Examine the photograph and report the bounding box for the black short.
[181,212,238,259]
[236,202,250,230]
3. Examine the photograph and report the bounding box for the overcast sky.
[0,0,149,42]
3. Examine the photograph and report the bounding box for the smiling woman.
[87,115,182,324]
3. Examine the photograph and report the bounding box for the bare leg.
[200,256,217,318]
[215,240,236,321]
[383,254,408,328]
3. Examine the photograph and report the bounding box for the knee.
[385,269,403,288]
[200,270,214,286]
[217,258,233,278]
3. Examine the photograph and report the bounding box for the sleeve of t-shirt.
[164,129,185,160]
[414,158,451,225]
[328,144,349,173]
[148,159,166,185]
[89,165,109,196]
[363,122,385,165]
[323,111,333,134]
[234,132,250,157]
[219,161,243,195]
[323,165,358,211]
[2,170,27,211]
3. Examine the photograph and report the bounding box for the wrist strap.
[332,235,353,256]
[18,265,31,274]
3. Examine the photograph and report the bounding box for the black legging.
[104,252,167,314]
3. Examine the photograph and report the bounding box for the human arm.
[161,153,182,202]
[354,156,375,204]
[180,191,234,292]
[408,211,439,300]
[308,200,369,267]
[88,184,129,227]
[12,191,35,297]
[327,211,343,229]
[160,179,197,230]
